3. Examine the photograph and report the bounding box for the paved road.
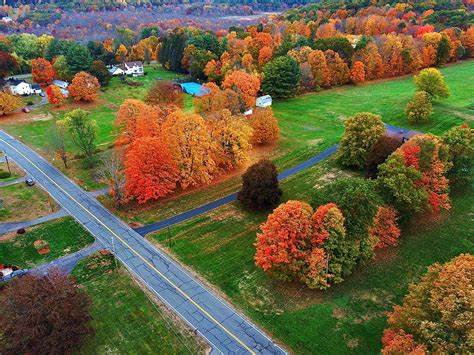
[0,209,68,234]
[0,130,285,355]
[135,123,419,236]
[135,144,339,236]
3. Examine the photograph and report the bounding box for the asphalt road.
[0,130,286,355]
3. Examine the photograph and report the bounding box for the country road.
[0,130,285,355]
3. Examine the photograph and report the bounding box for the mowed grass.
[111,60,474,225]
[0,184,59,222]
[0,217,94,268]
[72,252,203,354]
[149,155,474,354]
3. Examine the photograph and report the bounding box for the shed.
[256,95,272,108]
[179,82,210,97]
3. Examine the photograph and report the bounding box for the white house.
[52,80,69,89]
[1,17,13,23]
[31,84,42,95]
[109,61,144,76]
[256,95,272,108]
[7,79,34,95]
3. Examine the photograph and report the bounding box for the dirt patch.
[51,98,105,112]
[332,307,348,319]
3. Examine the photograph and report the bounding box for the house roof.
[52,80,68,88]
[125,61,143,67]
[31,84,41,90]
[7,79,27,87]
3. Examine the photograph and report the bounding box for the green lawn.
[72,252,203,354]
[0,217,94,268]
[149,155,473,354]
[0,184,59,222]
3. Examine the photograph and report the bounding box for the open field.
[0,217,94,268]
[149,154,474,353]
[106,60,473,225]
[72,252,203,354]
[0,184,59,222]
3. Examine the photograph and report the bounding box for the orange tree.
[68,71,101,102]
[248,107,280,145]
[382,254,473,353]
[31,57,55,84]
[222,70,260,108]
[46,85,65,106]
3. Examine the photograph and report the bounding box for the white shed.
[256,95,272,108]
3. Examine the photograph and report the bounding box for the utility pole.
[111,234,118,269]
[4,154,11,175]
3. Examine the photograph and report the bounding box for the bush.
[366,135,403,178]
[0,171,11,179]
[338,112,385,169]
[238,159,282,209]
[405,91,432,123]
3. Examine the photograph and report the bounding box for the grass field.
[0,184,59,222]
[72,252,203,354]
[107,60,474,225]
[0,217,94,268]
[144,61,474,353]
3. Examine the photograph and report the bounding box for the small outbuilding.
[256,95,272,108]
[179,82,210,97]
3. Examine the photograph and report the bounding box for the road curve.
[0,130,286,355]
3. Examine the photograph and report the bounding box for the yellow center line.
[1,137,256,355]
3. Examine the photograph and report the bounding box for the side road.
[0,130,285,355]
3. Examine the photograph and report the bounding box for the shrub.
[0,171,11,179]
[366,135,403,178]
[338,112,385,169]
[238,159,282,210]
[405,91,432,123]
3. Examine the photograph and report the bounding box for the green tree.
[141,26,160,39]
[66,42,93,75]
[443,124,473,186]
[405,91,433,123]
[436,35,451,66]
[64,109,97,159]
[45,38,72,62]
[9,33,40,60]
[52,55,71,81]
[262,56,301,98]
[414,68,449,99]
[88,60,112,86]
[338,112,385,169]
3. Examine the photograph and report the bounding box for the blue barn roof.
[179,82,210,97]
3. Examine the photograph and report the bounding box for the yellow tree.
[162,111,215,189]
[206,109,253,171]
[249,107,280,145]
[0,91,22,115]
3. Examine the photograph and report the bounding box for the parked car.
[25,177,35,186]
[22,107,30,113]
[39,92,45,97]
[0,269,29,282]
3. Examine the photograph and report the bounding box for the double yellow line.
[0,137,256,355]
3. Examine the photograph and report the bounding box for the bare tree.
[97,147,126,208]
[49,120,69,169]
[0,269,94,355]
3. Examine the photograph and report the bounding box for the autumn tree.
[206,109,253,171]
[405,91,433,123]
[338,112,385,169]
[382,254,473,353]
[350,60,365,83]
[369,206,401,248]
[255,200,347,289]
[308,49,330,89]
[125,137,178,204]
[414,68,449,99]
[162,111,215,189]
[97,148,126,208]
[312,178,381,267]
[0,91,22,115]
[443,124,473,185]
[64,109,97,159]
[145,80,184,109]
[48,120,69,169]
[460,27,474,57]
[194,84,243,115]
[238,159,282,209]
[377,134,451,216]
[68,71,100,102]
[31,58,55,84]
[366,135,403,178]
[0,51,18,78]
[88,60,111,86]
[0,270,94,355]
[46,85,65,106]
[222,70,260,108]
[325,49,350,86]
[262,56,301,98]
[248,107,280,145]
